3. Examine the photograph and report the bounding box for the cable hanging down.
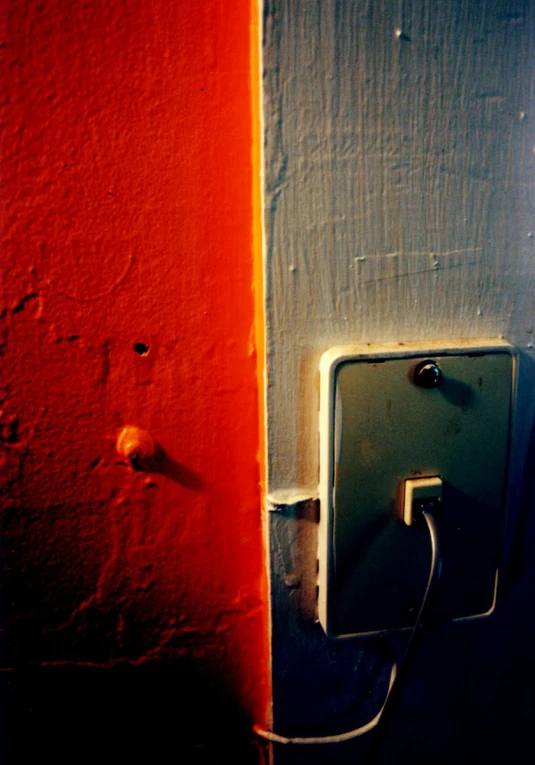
[253,511,441,746]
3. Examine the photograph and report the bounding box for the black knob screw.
[414,359,442,388]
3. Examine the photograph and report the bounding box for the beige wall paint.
[264,0,535,494]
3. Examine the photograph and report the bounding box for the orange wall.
[1,0,267,758]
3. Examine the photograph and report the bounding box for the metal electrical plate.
[318,339,515,639]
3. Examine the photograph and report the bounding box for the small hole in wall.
[133,343,150,356]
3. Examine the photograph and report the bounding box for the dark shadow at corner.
[1,660,261,765]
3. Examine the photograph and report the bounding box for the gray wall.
[263,1,535,761]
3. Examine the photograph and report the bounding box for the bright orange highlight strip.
[251,1,266,494]
[250,0,272,732]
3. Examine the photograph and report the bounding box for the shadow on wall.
[0,663,265,765]
[0,425,268,765]
[115,425,206,491]
[375,406,535,765]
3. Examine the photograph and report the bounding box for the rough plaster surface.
[263,1,535,762]
[1,1,267,760]
[264,0,535,493]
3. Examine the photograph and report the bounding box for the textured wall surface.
[264,0,535,493]
[263,1,535,762]
[1,1,268,762]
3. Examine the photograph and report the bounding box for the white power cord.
[253,511,441,746]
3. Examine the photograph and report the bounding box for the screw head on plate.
[414,360,442,388]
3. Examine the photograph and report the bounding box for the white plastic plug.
[401,476,442,526]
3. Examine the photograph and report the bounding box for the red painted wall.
[1,1,268,760]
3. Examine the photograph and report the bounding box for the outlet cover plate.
[319,339,515,639]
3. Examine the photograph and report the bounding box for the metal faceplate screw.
[414,359,443,388]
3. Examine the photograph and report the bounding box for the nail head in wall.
[133,342,150,356]
[116,425,156,470]
[395,28,411,42]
